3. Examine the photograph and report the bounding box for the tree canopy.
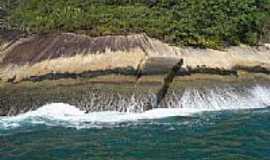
[1,0,270,48]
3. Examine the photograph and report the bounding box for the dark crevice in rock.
[15,65,240,83]
[7,76,16,83]
[233,65,270,74]
[186,66,238,76]
[22,67,138,82]
[144,59,184,111]
[135,58,147,82]
[142,66,238,77]
[142,57,238,77]
[156,59,184,106]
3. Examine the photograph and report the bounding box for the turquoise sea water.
[1,84,270,160]
[1,108,270,160]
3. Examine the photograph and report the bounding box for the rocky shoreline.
[0,33,269,83]
[0,77,268,116]
[0,33,270,116]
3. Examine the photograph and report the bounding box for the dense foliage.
[1,0,270,48]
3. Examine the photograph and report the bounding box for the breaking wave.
[0,85,270,129]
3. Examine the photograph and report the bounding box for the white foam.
[0,103,197,129]
[0,85,269,129]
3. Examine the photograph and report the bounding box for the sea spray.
[0,85,270,129]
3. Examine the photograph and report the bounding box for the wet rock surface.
[0,33,270,116]
[0,82,156,116]
[0,79,269,116]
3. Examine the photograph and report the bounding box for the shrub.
[3,0,270,48]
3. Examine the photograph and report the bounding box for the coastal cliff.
[0,33,269,83]
[1,33,270,116]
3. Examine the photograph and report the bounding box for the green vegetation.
[1,0,270,48]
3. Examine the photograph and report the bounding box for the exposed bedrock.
[0,32,270,82]
[1,80,270,116]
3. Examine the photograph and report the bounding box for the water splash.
[0,85,270,129]
[173,85,270,110]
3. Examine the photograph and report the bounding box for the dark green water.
[1,108,270,160]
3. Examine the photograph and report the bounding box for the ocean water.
[0,85,270,160]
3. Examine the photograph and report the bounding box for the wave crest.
[0,85,270,129]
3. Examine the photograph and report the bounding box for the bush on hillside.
[2,0,270,48]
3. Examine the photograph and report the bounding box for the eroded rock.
[0,33,269,82]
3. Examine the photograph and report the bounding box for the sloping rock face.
[0,33,270,82]
[0,33,150,82]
